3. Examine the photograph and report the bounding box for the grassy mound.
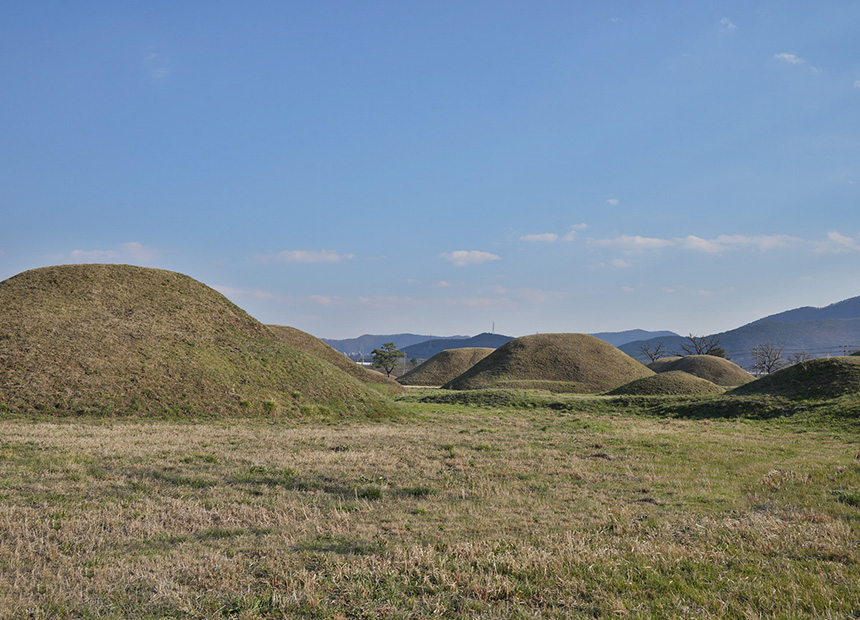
[442,333,653,393]
[397,348,494,386]
[0,264,395,417]
[608,371,725,396]
[731,357,860,400]
[266,324,403,394]
[647,357,683,372]
[649,355,754,387]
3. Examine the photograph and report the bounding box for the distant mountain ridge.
[401,333,514,359]
[747,295,860,325]
[590,329,678,347]
[321,333,466,358]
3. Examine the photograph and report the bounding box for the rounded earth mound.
[266,324,403,393]
[443,333,653,393]
[650,355,754,387]
[0,264,394,417]
[608,370,725,396]
[731,356,860,400]
[398,347,494,386]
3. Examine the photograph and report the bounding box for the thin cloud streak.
[440,250,501,267]
[256,249,356,264]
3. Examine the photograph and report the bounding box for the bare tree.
[787,350,812,365]
[751,342,786,376]
[638,341,668,362]
[678,334,723,357]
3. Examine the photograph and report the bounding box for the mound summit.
[731,357,860,400]
[443,333,654,393]
[398,347,494,386]
[0,264,394,417]
[649,355,754,387]
[608,371,725,396]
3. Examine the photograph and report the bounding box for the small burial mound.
[647,357,683,372]
[608,371,725,396]
[398,347,494,386]
[266,324,403,393]
[731,357,860,400]
[650,355,754,387]
[442,333,654,393]
[0,264,394,417]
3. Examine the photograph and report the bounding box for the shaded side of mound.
[266,324,403,393]
[443,333,654,393]
[0,264,395,417]
[397,348,494,386]
[731,357,860,400]
[651,355,754,387]
[608,371,725,396]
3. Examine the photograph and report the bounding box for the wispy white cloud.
[145,52,170,81]
[520,233,558,242]
[612,258,630,268]
[774,53,819,72]
[440,250,501,267]
[855,80,860,88]
[562,223,588,242]
[591,233,800,254]
[51,242,168,264]
[815,231,860,253]
[256,249,356,264]
[590,235,673,251]
[606,198,620,206]
[720,17,737,31]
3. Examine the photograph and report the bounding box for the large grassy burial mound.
[731,356,860,400]
[266,324,403,393]
[0,264,394,417]
[443,333,654,393]
[608,370,725,396]
[650,355,754,387]
[398,347,494,386]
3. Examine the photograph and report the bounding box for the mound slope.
[398,348,494,386]
[731,357,860,400]
[0,264,393,417]
[650,355,754,387]
[608,371,725,396]
[266,324,403,392]
[443,333,654,393]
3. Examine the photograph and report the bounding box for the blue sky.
[2,2,859,339]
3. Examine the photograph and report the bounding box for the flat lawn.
[1,404,859,618]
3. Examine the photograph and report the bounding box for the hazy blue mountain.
[401,333,514,359]
[322,334,465,358]
[620,318,860,371]
[590,329,678,347]
[746,295,860,325]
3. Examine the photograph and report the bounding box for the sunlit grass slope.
[0,264,395,417]
[443,333,654,393]
[608,370,726,396]
[650,354,754,387]
[266,324,403,394]
[732,356,860,400]
[398,347,494,386]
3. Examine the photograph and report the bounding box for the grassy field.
[1,393,859,619]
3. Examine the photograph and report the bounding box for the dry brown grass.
[444,333,654,393]
[397,347,494,386]
[2,407,857,618]
[649,355,754,387]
